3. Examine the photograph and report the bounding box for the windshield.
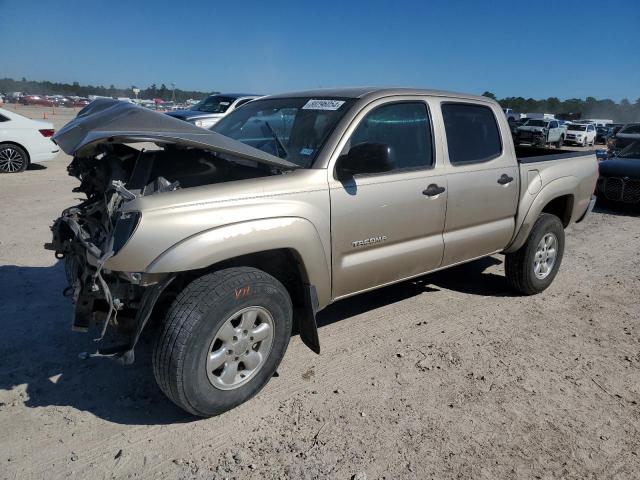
[191,95,236,113]
[568,124,587,131]
[618,141,640,159]
[525,119,547,127]
[212,97,355,168]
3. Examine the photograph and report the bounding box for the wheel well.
[167,248,310,327]
[0,141,31,162]
[541,195,573,227]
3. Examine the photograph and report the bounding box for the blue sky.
[1,0,638,100]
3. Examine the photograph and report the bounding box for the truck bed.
[515,146,596,164]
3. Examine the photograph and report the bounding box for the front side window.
[344,102,433,172]
[212,97,355,168]
[0,113,9,122]
[442,103,502,165]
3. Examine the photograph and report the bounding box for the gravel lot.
[1,106,639,480]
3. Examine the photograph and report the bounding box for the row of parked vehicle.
[505,114,637,152]
[1,93,92,108]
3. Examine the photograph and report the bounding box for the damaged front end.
[46,150,176,364]
[45,99,298,364]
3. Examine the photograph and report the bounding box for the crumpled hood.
[598,158,640,178]
[53,99,299,170]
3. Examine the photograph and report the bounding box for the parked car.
[613,123,640,152]
[564,123,597,146]
[19,95,54,107]
[502,107,523,126]
[51,96,74,107]
[595,140,640,207]
[0,108,60,173]
[73,98,91,108]
[575,119,613,128]
[596,126,614,144]
[516,118,566,147]
[48,90,597,416]
[166,93,260,129]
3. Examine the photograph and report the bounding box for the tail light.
[39,129,55,137]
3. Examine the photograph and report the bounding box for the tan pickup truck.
[47,88,598,416]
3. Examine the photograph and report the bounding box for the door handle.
[422,184,446,197]
[497,174,514,185]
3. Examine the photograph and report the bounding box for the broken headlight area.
[45,204,159,362]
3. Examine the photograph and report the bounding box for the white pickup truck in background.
[515,118,567,148]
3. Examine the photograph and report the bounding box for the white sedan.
[0,108,60,173]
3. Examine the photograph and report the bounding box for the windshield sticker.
[302,99,345,111]
[300,148,314,156]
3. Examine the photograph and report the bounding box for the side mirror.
[336,142,393,178]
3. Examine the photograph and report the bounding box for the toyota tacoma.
[47,89,598,416]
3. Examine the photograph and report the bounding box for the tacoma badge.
[352,236,388,248]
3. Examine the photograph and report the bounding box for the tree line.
[482,91,640,123]
[1,78,637,121]
[0,77,212,103]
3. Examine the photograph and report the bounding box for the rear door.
[437,101,519,266]
[329,99,447,299]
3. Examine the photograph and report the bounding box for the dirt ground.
[1,105,639,480]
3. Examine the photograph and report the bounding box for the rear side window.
[348,102,433,171]
[441,103,502,165]
[0,113,9,122]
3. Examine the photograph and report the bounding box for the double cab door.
[329,97,517,300]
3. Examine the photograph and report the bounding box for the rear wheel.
[556,135,564,148]
[0,143,28,173]
[152,267,293,416]
[505,213,565,295]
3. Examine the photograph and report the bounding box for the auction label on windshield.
[302,99,345,110]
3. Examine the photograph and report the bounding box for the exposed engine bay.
[45,143,279,363]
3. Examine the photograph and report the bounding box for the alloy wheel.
[533,232,558,279]
[0,146,26,173]
[206,306,275,390]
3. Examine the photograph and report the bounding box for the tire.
[505,213,565,295]
[556,135,564,148]
[153,267,293,417]
[0,143,29,173]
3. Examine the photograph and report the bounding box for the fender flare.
[505,176,577,253]
[145,215,331,309]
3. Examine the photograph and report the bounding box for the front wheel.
[505,213,565,295]
[556,135,564,148]
[153,267,293,416]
